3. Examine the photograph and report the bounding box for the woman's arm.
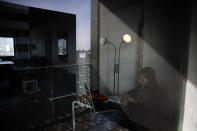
[121,95,139,106]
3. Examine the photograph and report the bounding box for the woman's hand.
[121,95,129,106]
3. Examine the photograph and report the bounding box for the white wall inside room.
[99,3,143,95]
[1,0,91,51]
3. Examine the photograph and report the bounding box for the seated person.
[122,67,160,107]
[121,67,167,131]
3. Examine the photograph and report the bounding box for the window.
[58,39,67,56]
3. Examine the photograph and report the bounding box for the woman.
[121,67,165,131]
[122,67,160,108]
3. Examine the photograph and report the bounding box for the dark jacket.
[128,85,162,111]
[125,86,167,131]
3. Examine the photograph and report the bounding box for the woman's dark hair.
[139,67,157,88]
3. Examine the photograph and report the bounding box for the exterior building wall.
[76,50,91,95]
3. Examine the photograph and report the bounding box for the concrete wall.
[99,0,191,130]
[142,0,189,130]
[182,1,197,131]
[142,0,191,130]
[91,0,99,91]
[99,3,143,95]
[142,2,177,130]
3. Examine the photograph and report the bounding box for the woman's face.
[138,74,149,86]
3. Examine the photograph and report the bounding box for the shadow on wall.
[100,0,191,80]
[99,0,193,131]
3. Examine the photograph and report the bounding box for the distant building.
[76,50,91,95]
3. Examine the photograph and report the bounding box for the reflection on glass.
[0,37,15,56]
[58,39,67,55]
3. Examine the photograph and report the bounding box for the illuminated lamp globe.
[122,34,132,43]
